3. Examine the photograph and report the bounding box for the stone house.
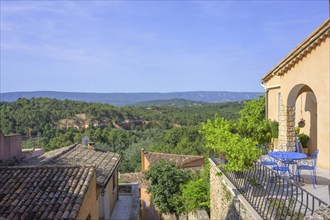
[0,165,98,219]
[261,18,330,170]
[20,143,122,219]
[0,134,122,220]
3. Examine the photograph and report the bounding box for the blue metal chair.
[282,147,299,174]
[272,163,290,176]
[271,163,291,186]
[277,141,301,174]
[295,136,303,153]
[296,149,319,188]
[271,153,291,178]
[272,166,291,180]
[260,155,277,167]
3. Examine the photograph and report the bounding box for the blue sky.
[1,1,328,93]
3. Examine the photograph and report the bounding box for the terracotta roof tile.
[119,172,148,188]
[22,144,122,187]
[69,210,77,219]
[7,213,15,219]
[0,165,94,220]
[62,210,70,219]
[144,150,204,169]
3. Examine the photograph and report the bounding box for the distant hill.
[133,98,207,106]
[0,91,263,106]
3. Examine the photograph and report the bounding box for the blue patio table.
[268,151,307,161]
[268,151,307,180]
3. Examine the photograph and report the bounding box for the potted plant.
[298,118,305,128]
[298,133,310,154]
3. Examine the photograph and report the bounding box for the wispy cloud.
[2,41,101,63]
[1,2,103,63]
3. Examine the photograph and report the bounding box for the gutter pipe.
[261,83,268,120]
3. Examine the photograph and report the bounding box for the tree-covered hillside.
[1,91,262,106]
[0,98,243,172]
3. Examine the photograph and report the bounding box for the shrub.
[298,133,310,148]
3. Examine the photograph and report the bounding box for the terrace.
[210,157,330,219]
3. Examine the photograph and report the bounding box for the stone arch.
[282,84,317,152]
[287,84,316,106]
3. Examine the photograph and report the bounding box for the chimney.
[141,148,148,171]
[87,142,95,150]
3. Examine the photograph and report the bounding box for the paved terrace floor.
[298,167,330,205]
[111,195,132,220]
[111,183,140,220]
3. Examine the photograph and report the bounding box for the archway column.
[278,105,296,151]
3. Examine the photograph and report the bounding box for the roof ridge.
[146,151,203,158]
[42,143,78,164]
[0,164,96,169]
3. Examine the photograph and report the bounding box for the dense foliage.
[237,96,272,145]
[144,160,210,217]
[200,96,274,171]
[0,98,243,172]
[201,117,261,171]
[144,161,192,218]
[181,163,210,214]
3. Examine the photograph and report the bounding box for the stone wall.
[161,210,209,220]
[278,105,296,150]
[209,158,261,220]
[187,210,209,220]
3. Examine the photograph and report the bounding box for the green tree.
[144,160,192,219]
[181,163,210,214]
[237,95,272,145]
[0,97,244,171]
[201,117,261,172]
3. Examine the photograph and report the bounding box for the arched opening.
[287,84,317,154]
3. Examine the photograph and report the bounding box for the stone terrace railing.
[213,160,327,220]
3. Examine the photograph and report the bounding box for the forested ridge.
[0,98,243,172]
[1,91,262,106]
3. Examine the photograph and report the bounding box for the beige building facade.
[261,19,330,170]
[76,170,99,220]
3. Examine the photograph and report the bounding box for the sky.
[0,1,329,93]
